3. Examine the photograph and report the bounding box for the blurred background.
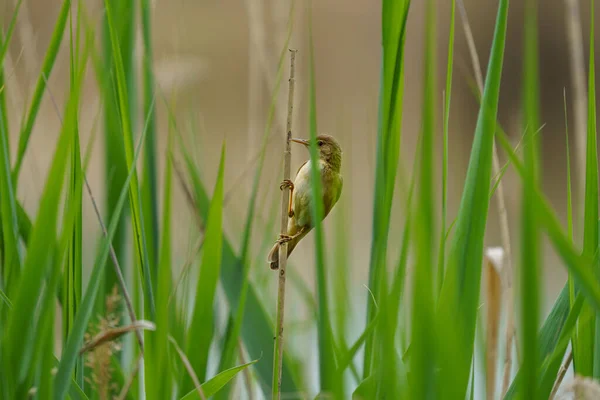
[1,0,600,333]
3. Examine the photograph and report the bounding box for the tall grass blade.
[140,0,159,277]
[145,126,175,400]
[519,0,541,395]
[575,0,598,378]
[437,0,456,293]
[307,17,341,396]
[184,144,225,390]
[0,1,24,291]
[104,0,155,317]
[12,0,71,179]
[363,0,410,378]
[436,0,509,397]
[409,0,437,396]
[98,0,130,302]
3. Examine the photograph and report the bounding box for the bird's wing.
[295,160,308,177]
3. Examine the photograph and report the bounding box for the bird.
[268,134,343,270]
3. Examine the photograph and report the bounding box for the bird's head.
[291,134,342,171]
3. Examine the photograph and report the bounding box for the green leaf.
[180,359,259,400]
[519,0,541,395]
[307,15,342,396]
[104,0,155,317]
[184,144,225,389]
[436,0,509,397]
[363,0,411,379]
[577,0,598,378]
[12,0,71,179]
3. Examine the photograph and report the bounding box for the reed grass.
[1,0,599,399]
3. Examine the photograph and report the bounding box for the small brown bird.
[268,134,343,270]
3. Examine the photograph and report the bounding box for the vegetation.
[0,0,598,399]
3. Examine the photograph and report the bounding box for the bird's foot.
[280,179,294,191]
[276,234,293,245]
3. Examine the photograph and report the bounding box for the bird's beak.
[291,138,310,146]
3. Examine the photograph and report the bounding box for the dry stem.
[455,0,516,394]
[272,49,297,400]
[550,350,573,399]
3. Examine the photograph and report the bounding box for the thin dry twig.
[85,176,146,353]
[272,49,298,400]
[169,335,207,400]
[116,352,143,400]
[455,1,517,394]
[550,350,573,399]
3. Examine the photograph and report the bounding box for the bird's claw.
[277,234,293,245]
[280,179,294,191]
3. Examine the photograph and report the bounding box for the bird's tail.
[268,234,303,270]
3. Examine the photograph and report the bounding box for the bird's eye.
[317,141,323,147]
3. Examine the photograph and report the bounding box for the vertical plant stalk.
[454,0,516,393]
[563,0,587,210]
[272,49,297,400]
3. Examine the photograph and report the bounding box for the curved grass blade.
[180,359,259,400]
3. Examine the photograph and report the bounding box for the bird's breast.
[291,160,341,229]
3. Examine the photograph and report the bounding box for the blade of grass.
[12,0,71,179]
[436,0,509,398]
[104,0,155,318]
[0,0,24,291]
[363,0,411,378]
[575,0,598,378]
[140,0,159,282]
[437,0,455,294]
[519,0,542,397]
[409,0,437,396]
[97,0,129,304]
[145,111,175,400]
[180,359,260,400]
[307,16,342,397]
[183,144,225,389]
